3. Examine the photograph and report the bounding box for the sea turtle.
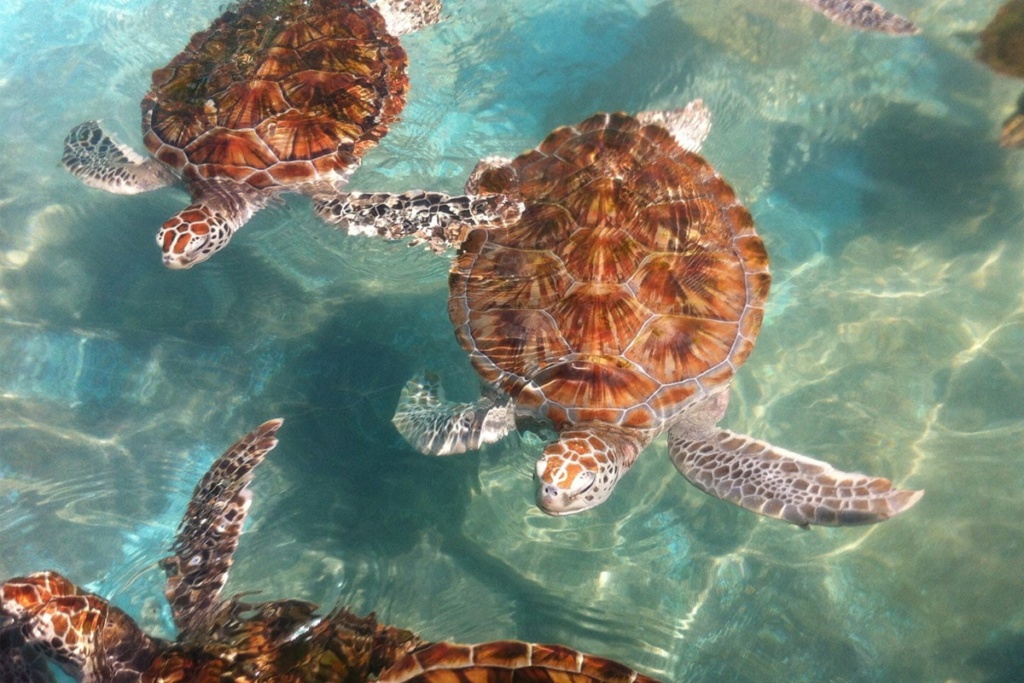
[61,0,441,269]
[317,100,923,525]
[0,420,663,683]
[795,0,918,34]
[977,0,1024,147]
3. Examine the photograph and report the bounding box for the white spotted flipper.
[314,191,520,252]
[0,571,161,683]
[61,121,176,195]
[160,418,283,638]
[374,0,443,37]
[637,99,712,153]
[392,373,516,455]
[668,427,923,527]
[798,0,919,34]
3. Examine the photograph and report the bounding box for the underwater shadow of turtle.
[0,419,664,683]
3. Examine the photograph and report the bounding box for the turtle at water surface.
[62,0,441,269]
[796,0,918,34]
[977,0,1024,147]
[318,101,923,525]
[0,420,663,683]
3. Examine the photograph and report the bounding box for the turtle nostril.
[542,484,560,499]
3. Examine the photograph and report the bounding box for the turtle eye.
[567,469,596,497]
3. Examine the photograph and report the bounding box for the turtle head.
[534,429,639,515]
[157,203,236,269]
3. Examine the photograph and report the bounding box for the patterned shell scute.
[379,640,663,683]
[141,0,408,190]
[450,112,770,430]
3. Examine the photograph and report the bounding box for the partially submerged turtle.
[320,101,923,525]
[62,0,441,269]
[795,0,918,34]
[0,420,662,683]
[977,0,1024,147]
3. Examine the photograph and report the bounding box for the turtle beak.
[534,461,598,516]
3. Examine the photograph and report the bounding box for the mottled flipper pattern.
[379,640,663,683]
[668,427,923,526]
[637,99,712,153]
[392,373,516,455]
[375,0,443,36]
[61,121,175,195]
[314,191,519,252]
[0,571,161,682]
[798,0,919,34]
[160,418,282,638]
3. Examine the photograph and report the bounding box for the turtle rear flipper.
[798,0,919,35]
[62,121,175,194]
[668,427,923,527]
[161,419,283,637]
[392,373,515,455]
[378,640,664,683]
[314,190,519,252]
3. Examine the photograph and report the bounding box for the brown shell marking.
[141,0,409,191]
[380,640,662,683]
[450,112,769,427]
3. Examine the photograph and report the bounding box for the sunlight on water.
[2,1,1023,681]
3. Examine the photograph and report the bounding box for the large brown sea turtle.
[0,420,663,683]
[977,0,1024,147]
[61,0,441,269]
[318,101,923,525]
[796,0,918,34]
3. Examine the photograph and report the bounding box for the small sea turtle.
[796,0,918,34]
[319,101,923,525]
[0,420,662,683]
[977,0,1024,147]
[62,0,441,269]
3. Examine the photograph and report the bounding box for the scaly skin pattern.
[0,572,422,683]
[0,421,664,683]
[63,0,443,268]
[448,112,770,512]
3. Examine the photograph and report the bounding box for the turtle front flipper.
[314,190,520,252]
[392,373,515,455]
[637,99,713,153]
[161,419,283,637]
[62,121,176,194]
[378,640,664,683]
[1,571,161,682]
[668,427,923,527]
[797,0,919,34]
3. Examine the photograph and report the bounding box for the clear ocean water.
[1,0,1022,681]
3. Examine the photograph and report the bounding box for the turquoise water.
[1,0,1023,680]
